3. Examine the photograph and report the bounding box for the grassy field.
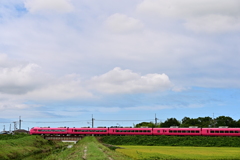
[116,145,240,160]
[0,134,67,160]
[45,136,133,160]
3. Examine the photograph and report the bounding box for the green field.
[45,136,133,160]
[0,134,68,160]
[116,145,240,160]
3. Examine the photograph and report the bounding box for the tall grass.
[0,135,66,160]
[101,135,240,147]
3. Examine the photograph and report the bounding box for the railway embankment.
[0,134,68,160]
[101,135,240,147]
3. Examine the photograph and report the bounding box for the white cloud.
[136,0,240,33]
[89,67,171,94]
[26,75,93,101]
[0,58,44,94]
[137,0,240,18]
[24,0,74,13]
[104,13,144,33]
[184,15,240,33]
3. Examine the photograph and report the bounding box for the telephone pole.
[13,121,17,131]
[155,113,158,126]
[92,114,94,128]
[19,116,22,129]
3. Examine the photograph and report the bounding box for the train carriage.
[202,128,240,136]
[68,127,109,136]
[152,128,202,136]
[30,127,68,135]
[108,127,152,135]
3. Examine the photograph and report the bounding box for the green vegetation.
[0,134,67,160]
[101,135,240,147]
[116,145,240,160]
[45,136,133,160]
[135,115,240,128]
[0,133,31,140]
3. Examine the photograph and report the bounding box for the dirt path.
[82,146,87,160]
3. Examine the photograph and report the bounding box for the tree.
[135,122,156,128]
[181,116,212,128]
[197,116,212,128]
[161,118,180,127]
[215,116,237,127]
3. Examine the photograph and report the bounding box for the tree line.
[135,116,240,128]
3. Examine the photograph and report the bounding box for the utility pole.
[19,116,22,130]
[13,121,17,131]
[3,125,5,131]
[155,113,158,126]
[92,114,94,128]
[213,113,216,128]
[92,114,95,137]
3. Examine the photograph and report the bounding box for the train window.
[157,130,160,133]
[225,131,229,133]
[169,130,173,133]
[178,130,181,133]
[182,131,186,133]
[191,131,195,133]
[230,131,234,133]
[235,131,239,133]
[210,131,214,133]
[173,130,177,133]
[215,131,219,133]
[131,130,134,132]
[196,131,199,133]
[143,130,146,132]
[139,130,142,132]
[148,130,151,132]
[135,130,139,132]
[220,131,224,133]
[116,130,119,132]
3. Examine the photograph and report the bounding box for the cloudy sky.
[0,0,240,130]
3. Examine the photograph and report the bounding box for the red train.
[29,127,240,136]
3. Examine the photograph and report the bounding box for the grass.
[116,145,240,160]
[45,136,133,160]
[0,134,67,160]
[100,135,240,147]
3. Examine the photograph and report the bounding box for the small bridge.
[44,136,83,142]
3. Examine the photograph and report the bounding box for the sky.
[0,0,240,131]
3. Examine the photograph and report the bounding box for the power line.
[95,119,153,121]
[24,121,89,123]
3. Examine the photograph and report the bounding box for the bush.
[100,135,240,147]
